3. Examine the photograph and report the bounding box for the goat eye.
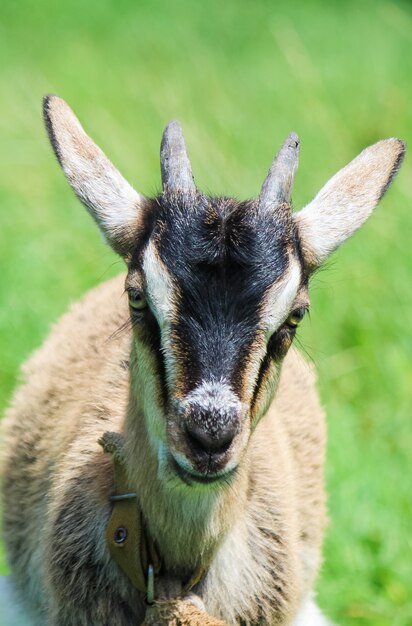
[285,307,307,329]
[128,292,148,311]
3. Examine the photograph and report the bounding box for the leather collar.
[99,432,207,597]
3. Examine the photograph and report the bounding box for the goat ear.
[43,95,146,257]
[295,138,405,269]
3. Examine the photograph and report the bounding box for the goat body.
[2,276,326,625]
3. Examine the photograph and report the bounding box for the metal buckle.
[146,564,155,605]
[110,492,137,502]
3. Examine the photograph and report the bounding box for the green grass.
[1,0,411,623]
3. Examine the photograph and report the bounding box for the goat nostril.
[185,423,236,456]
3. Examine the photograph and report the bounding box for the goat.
[1,95,405,626]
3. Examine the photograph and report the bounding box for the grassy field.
[1,0,411,623]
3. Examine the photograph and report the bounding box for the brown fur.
[141,579,229,626]
[2,275,325,625]
[143,598,228,626]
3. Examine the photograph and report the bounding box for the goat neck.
[121,355,250,580]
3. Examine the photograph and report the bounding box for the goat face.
[125,192,309,484]
[43,95,405,488]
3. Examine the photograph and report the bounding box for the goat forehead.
[141,195,301,331]
[153,194,297,294]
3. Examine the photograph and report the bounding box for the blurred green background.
[0,0,411,624]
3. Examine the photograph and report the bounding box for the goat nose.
[185,421,237,455]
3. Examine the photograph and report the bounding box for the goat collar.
[98,431,207,597]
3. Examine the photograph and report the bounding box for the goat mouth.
[170,456,237,486]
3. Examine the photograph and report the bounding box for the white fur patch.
[142,242,177,386]
[262,259,302,336]
[142,242,176,325]
[293,595,334,626]
[182,380,243,425]
[203,518,262,624]
[131,341,167,454]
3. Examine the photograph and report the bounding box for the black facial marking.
[43,96,64,167]
[251,352,273,410]
[152,191,299,396]
[378,141,405,201]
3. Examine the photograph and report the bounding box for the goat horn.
[160,120,196,195]
[259,132,300,211]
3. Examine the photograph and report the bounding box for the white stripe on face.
[241,257,302,398]
[142,241,175,328]
[262,258,302,337]
[142,241,178,391]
